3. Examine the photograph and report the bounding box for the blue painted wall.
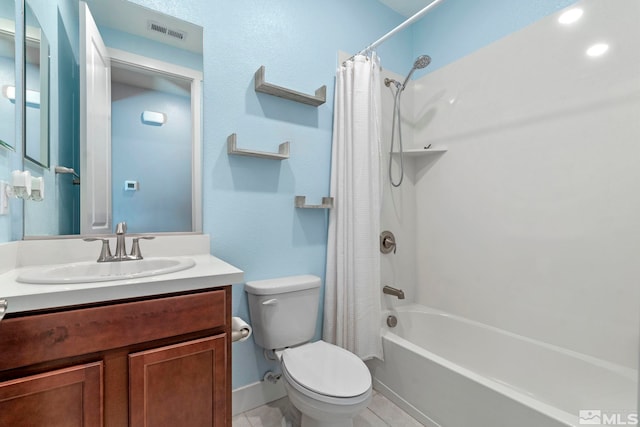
[111,81,192,233]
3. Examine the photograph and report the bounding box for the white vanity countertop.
[0,235,244,314]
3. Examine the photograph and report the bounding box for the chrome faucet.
[383,285,405,299]
[114,222,130,261]
[114,222,128,260]
[84,222,155,262]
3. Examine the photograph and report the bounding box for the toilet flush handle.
[262,299,278,306]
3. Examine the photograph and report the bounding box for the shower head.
[413,54,431,69]
[402,54,431,89]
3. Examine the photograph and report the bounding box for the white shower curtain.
[323,53,383,361]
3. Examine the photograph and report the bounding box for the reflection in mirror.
[24,0,203,238]
[111,62,194,233]
[0,0,15,152]
[24,1,50,168]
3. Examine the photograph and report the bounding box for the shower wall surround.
[409,0,639,368]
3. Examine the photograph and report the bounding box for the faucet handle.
[380,231,397,254]
[130,236,155,260]
[83,237,113,262]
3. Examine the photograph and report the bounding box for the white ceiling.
[377,0,434,17]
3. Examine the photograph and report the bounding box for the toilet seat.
[281,341,371,405]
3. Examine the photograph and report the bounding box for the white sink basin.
[17,257,196,284]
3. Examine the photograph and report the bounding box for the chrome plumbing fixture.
[54,165,81,185]
[263,349,279,361]
[380,230,397,254]
[83,237,113,262]
[387,315,398,328]
[84,222,155,262]
[263,371,282,384]
[383,285,405,300]
[401,55,431,89]
[387,55,432,187]
[114,221,129,259]
[130,236,156,259]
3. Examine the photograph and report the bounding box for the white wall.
[410,0,640,368]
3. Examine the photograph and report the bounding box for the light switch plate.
[0,181,9,215]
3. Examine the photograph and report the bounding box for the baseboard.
[232,380,287,416]
[372,377,441,427]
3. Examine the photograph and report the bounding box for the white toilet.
[245,275,372,427]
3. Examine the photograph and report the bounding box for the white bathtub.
[367,304,637,427]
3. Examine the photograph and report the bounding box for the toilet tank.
[245,275,321,350]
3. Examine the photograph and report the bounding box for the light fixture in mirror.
[0,0,16,152]
[23,0,203,238]
[24,1,50,168]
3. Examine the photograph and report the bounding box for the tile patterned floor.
[232,390,424,427]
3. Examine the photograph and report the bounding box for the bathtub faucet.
[383,285,405,300]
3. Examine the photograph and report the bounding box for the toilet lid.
[281,341,371,398]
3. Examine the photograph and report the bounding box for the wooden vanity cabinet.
[0,362,103,426]
[0,286,231,427]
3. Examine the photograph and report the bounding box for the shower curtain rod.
[356,0,445,56]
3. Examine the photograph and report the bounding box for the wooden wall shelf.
[254,66,326,107]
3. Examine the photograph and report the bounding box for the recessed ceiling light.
[586,43,609,57]
[558,8,583,25]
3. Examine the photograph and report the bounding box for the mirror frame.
[20,0,204,239]
[105,48,203,235]
[23,4,50,168]
[0,4,17,152]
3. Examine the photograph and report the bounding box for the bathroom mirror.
[24,0,50,168]
[0,0,15,151]
[23,0,203,237]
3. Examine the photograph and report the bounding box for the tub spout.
[383,285,405,299]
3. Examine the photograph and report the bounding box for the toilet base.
[284,380,371,427]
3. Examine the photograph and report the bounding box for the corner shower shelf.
[391,147,447,157]
[227,133,290,160]
[255,66,326,107]
[295,196,334,209]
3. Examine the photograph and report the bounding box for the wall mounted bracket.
[227,133,290,160]
[295,196,333,209]
[255,66,326,106]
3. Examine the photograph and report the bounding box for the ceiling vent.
[147,20,187,42]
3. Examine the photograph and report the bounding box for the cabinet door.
[129,334,228,427]
[0,362,103,427]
